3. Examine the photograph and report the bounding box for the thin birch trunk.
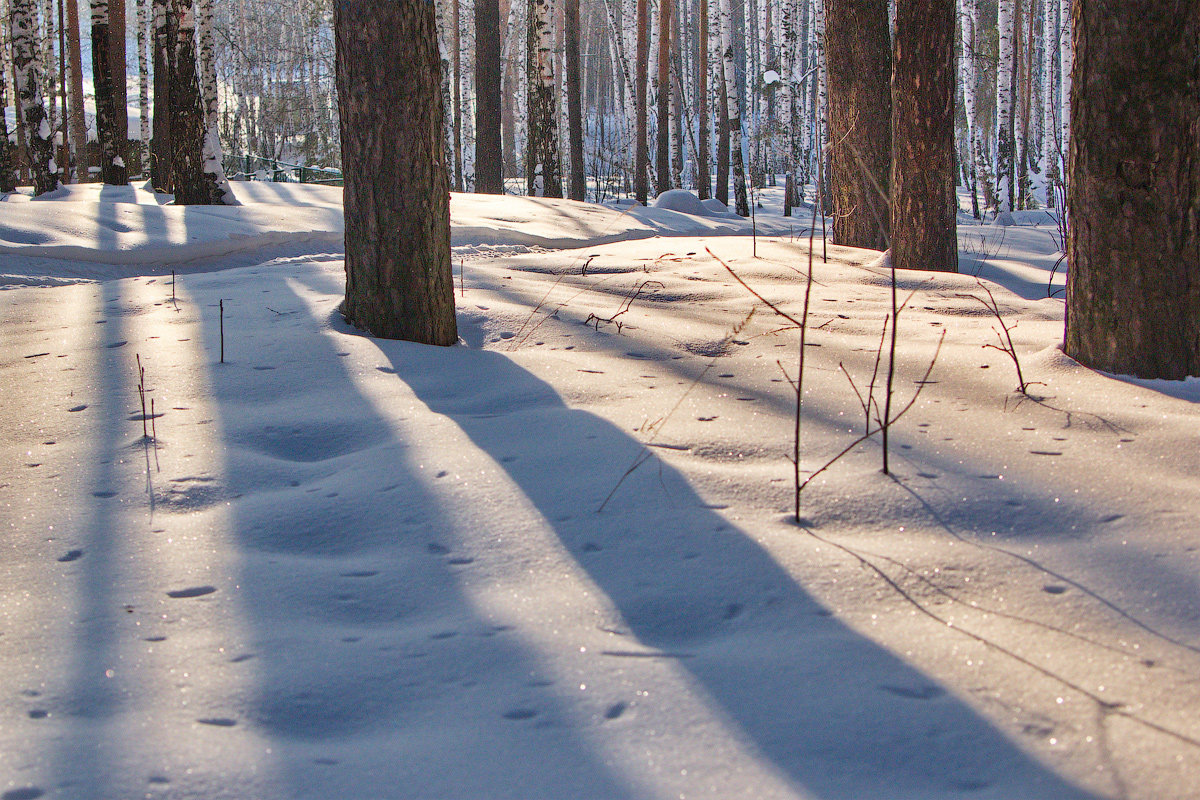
[719,0,747,215]
[526,0,562,196]
[135,0,149,175]
[11,0,57,193]
[995,0,1015,211]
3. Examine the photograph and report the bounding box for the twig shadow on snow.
[372,332,1101,800]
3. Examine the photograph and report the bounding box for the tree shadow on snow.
[364,311,1104,800]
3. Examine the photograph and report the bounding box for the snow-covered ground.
[2,182,1198,800]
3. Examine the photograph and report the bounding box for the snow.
[2,183,1199,800]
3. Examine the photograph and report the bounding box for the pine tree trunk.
[168,0,230,204]
[110,0,127,161]
[824,0,890,250]
[716,49,729,206]
[1064,0,1199,379]
[526,0,563,196]
[91,0,127,183]
[65,0,87,180]
[1039,0,1059,207]
[634,0,649,202]
[474,0,503,192]
[150,0,171,191]
[655,0,671,194]
[891,0,957,272]
[565,0,585,199]
[12,0,57,193]
[334,0,458,346]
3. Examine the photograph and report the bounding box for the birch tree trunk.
[1057,0,1070,189]
[334,0,458,346]
[824,0,890,249]
[959,0,978,217]
[1039,0,1058,207]
[718,0,748,215]
[135,0,150,175]
[39,0,56,145]
[525,0,562,196]
[994,0,1015,211]
[655,0,670,193]
[891,0,957,272]
[0,22,17,191]
[11,0,57,193]
[1064,0,1199,379]
[168,0,232,204]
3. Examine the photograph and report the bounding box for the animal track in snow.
[879,683,946,701]
[57,549,84,562]
[196,717,238,727]
[166,586,217,599]
[503,708,538,721]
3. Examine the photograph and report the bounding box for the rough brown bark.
[334,0,457,346]
[824,0,891,250]
[0,49,15,192]
[655,0,671,194]
[474,0,503,193]
[634,0,649,204]
[91,0,127,184]
[1064,0,1200,379]
[150,0,172,192]
[890,0,957,272]
[564,0,585,200]
[167,0,222,204]
[109,0,128,158]
[716,55,729,207]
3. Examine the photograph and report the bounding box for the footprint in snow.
[67,404,87,413]
[503,708,538,721]
[196,717,237,727]
[57,549,84,562]
[166,586,217,599]
[1043,584,1068,595]
[879,683,946,701]
[426,543,450,555]
[2,788,45,800]
[604,702,627,720]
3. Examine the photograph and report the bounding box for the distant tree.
[655,0,671,194]
[525,0,562,196]
[90,0,127,184]
[994,0,1015,211]
[135,0,151,176]
[696,0,710,200]
[334,0,458,345]
[1064,0,1199,379]
[717,0,748,215]
[890,0,957,272]
[473,0,503,193]
[824,0,891,249]
[65,0,88,181]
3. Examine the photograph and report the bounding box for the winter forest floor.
[2,182,1199,800]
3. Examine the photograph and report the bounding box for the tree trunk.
[634,0,649,203]
[994,0,1015,211]
[91,0,127,183]
[474,0,503,193]
[716,50,729,206]
[168,0,231,204]
[526,0,563,196]
[891,0,957,272]
[451,0,463,191]
[1064,0,1199,379]
[718,0,748,215]
[0,40,16,192]
[150,0,171,191]
[334,0,457,346]
[824,0,891,250]
[11,0,57,194]
[565,0,585,199]
[65,0,87,181]
[696,0,709,199]
[135,0,150,175]
[110,0,128,162]
[655,0,671,194]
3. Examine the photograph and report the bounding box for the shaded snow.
[1,183,1198,800]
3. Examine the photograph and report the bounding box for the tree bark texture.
[0,44,16,192]
[634,0,649,203]
[890,0,957,272]
[91,0,127,184]
[11,0,58,195]
[110,0,128,152]
[150,0,172,191]
[474,0,504,193]
[824,0,891,250]
[525,0,562,196]
[696,0,709,199]
[655,0,671,194]
[168,0,226,204]
[66,0,88,180]
[1064,0,1199,379]
[565,0,585,199]
[334,0,458,346]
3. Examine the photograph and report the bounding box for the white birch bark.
[1040,0,1058,206]
[814,0,826,203]
[718,0,748,214]
[136,0,150,174]
[39,0,57,138]
[1058,0,1070,189]
[11,0,57,193]
[995,0,1015,211]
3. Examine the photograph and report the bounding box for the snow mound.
[653,189,708,216]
